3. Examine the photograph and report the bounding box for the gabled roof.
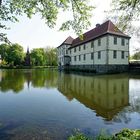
[57,36,74,48]
[72,20,130,47]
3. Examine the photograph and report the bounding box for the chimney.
[96,24,100,28]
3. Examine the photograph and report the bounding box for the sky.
[2,0,140,55]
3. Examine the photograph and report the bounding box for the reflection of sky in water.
[0,70,140,139]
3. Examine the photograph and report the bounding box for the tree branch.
[72,0,83,14]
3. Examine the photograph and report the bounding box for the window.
[91,41,94,48]
[74,48,76,52]
[121,38,125,46]
[98,39,101,46]
[91,52,94,60]
[121,51,124,59]
[98,51,101,59]
[83,44,86,50]
[79,55,81,61]
[79,46,81,51]
[66,50,68,54]
[83,54,86,60]
[74,56,76,61]
[113,50,117,59]
[70,49,71,54]
[114,37,117,45]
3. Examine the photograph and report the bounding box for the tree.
[45,46,57,66]
[0,43,24,65]
[1,0,139,45]
[0,43,9,60]
[131,51,140,60]
[6,43,25,65]
[110,0,140,33]
[30,48,46,66]
[0,0,94,42]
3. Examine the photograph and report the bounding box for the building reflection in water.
[58,73,129,121]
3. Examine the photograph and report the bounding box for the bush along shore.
[68,129,140,140]
[0,65,58,69]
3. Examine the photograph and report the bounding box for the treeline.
[0,43,57,67]
[131,51,140,60]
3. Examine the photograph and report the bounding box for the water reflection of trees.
[0,69,58,93]
[0,70,25,93]
[58,73,129,121]
[31,69,58,88]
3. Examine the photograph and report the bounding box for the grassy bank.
[68,129,140,140]
[0,65,58,69]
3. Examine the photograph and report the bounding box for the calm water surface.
[0,69,140,140]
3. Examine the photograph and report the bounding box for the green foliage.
[68,129,140,140]
[0,0,94,42]
[0,60,8,66]
[30,47,57,66]
[0,43,24,66]
[6,43,25,65]
[30,48,46,66]
[0,43,57,67]
[96,130,113,140]
[131,51,140,60]
[45,46,57,66]
[114,128,140,140]
[68,131,92,140]
[110,0,140,32]
[0,43,9,60]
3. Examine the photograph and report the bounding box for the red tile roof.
[57,36,74,48]
[72,20,130,47]
[58,20,130,48]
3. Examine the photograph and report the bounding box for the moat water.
[0,69,140,139]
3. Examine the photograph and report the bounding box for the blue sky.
[2,0,139,55]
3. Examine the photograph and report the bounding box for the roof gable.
[64,36,74,44]
[57,36,74,48]
[72,20,130,47]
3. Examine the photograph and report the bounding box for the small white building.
[57,20,130,73]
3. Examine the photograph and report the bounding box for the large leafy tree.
[6,43,25,65]
[30,48,46,66]
[0,43,24,65]
[0,0,94,42]
[0,43,9,60]
[45,46,57,66]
